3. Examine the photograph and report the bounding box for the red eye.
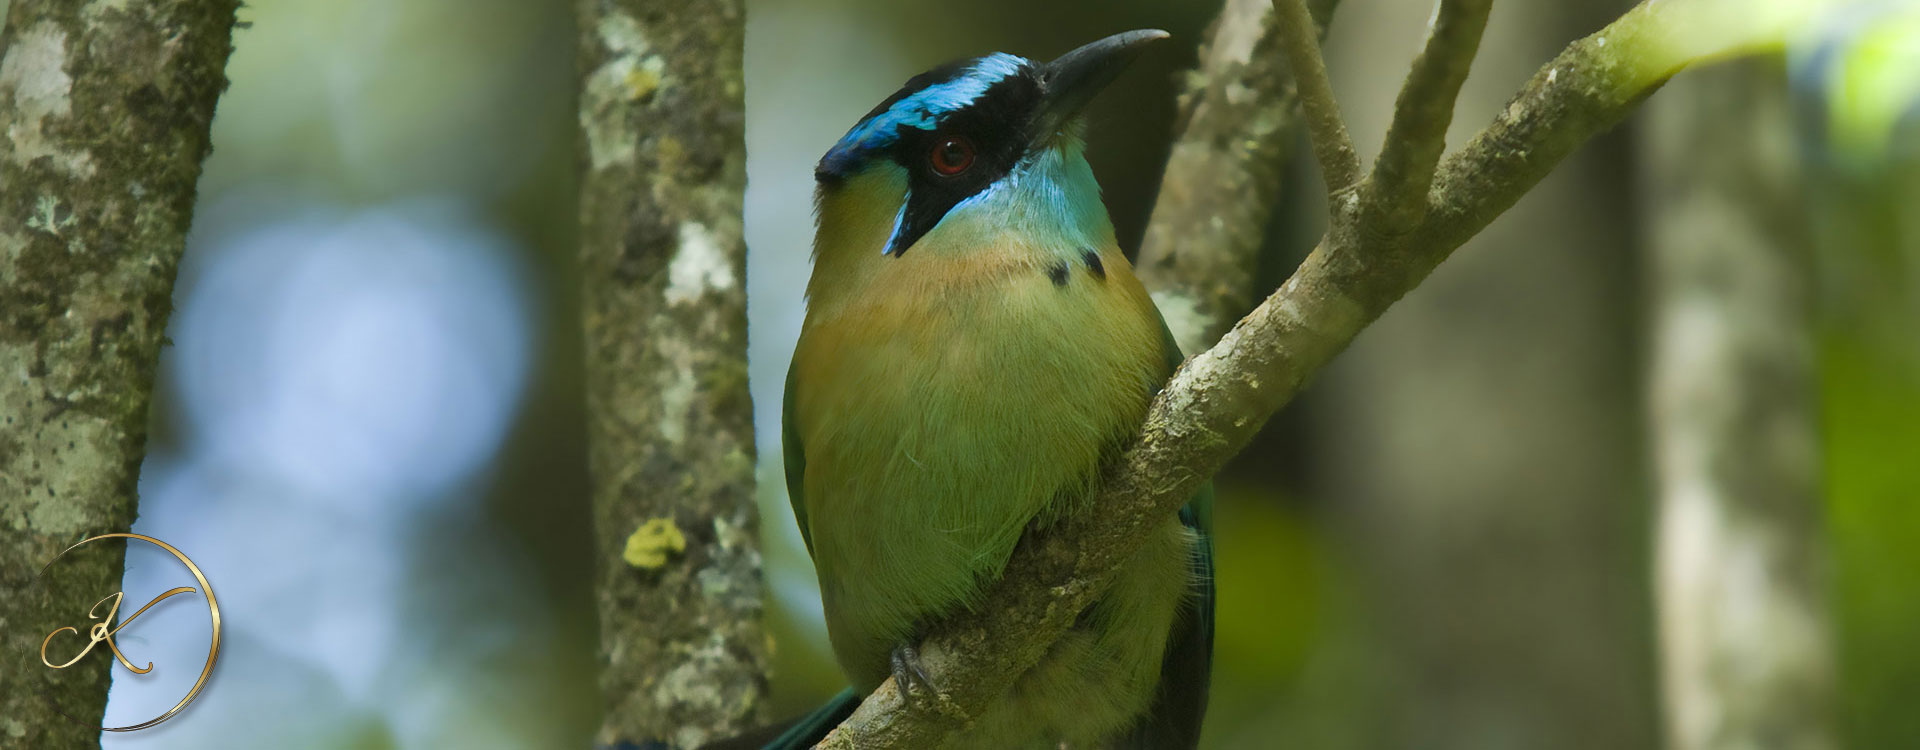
[929,136,975,176]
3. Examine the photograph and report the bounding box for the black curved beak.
[1035,29,1169,137]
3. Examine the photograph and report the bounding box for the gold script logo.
[37,533,223,732]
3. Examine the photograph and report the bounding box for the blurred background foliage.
[57,0,1917,747]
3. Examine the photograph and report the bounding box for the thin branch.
[1135,0,1342,353]
[1421,0,1840,251]
[817,0,1854,746]
[1271,0,1361,198]
[1365,0,1494,234]
[1136,0,1341,352]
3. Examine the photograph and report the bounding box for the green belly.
[789,268,1191,746]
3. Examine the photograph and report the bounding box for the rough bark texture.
[1644,60,1836,750]
[575,2,768,748]
[0,1,236,744]
[1361,0,1491,234]
[1275,0,1361,199]
[819,0,1845,745]
[1134,0,1337,353]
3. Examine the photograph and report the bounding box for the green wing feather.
[1157,320,1216,536]
[782,361,814,558]
[1119,318,1218,750]
[773,321,1215,749]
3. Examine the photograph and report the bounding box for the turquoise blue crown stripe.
[820,53,1027,175]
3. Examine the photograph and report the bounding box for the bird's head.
[813,30,1168,260]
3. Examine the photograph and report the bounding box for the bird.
[760,29,1214,750]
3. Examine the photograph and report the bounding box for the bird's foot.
[889,642,959,718]
[890,642,938,702]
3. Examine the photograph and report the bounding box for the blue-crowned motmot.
[769,29,1215,749]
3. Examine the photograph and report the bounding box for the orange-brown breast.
[789,228,1166,687]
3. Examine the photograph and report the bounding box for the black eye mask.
[882,74,1041,257]
[816,57,1044,258]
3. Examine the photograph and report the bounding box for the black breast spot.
[1046,261,1070,287]
[1082,249,1105,280]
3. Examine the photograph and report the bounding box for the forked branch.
[1271,0,1361,198]
[816,0,1855,746]
[1366,0,1494,233]
[1134,0,1342,352]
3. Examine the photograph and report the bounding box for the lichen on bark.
[575,1,768,748]
[0,0,238,745]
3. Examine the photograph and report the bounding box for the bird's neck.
[807,142,1116,313]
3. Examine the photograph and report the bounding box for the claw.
[890,642,939,707]
[889,642,971,722]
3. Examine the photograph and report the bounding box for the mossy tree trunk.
[1643,60,1836,750]
[0,0,238,745]
[575,2,769,748]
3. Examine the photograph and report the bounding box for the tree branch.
[576,2,769,748]
[1421,0,1836,253]
[1365,0,1493,234]
[817,0,1854,746]
[1134,0,1341,354]
[0,1,239,744]
[1271,0,1360,199]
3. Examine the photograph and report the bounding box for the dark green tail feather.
[1118,318,1217,749]
[1117,487,1217,749]
[695,688,860,750]
[763,689,860,749]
